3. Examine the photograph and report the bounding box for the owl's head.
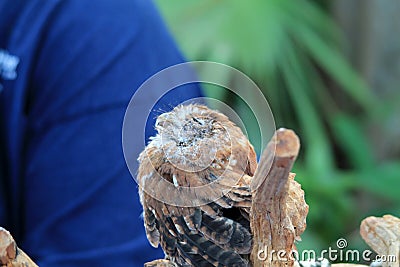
[154,104,231,146]
[151,104,235,171]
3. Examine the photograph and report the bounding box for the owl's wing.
[151,201,251,267]
[204,168,253,210]
[141,172,251,266]
[211,140,256,217]
[169,171,252,266]
[139,148,254,266]
[205,139,256,212]
[143,205,160,248]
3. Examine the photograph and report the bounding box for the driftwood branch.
[360,214,400,267]
[250,128,308,267]
[144,259,177,267]
[0,227,38,267]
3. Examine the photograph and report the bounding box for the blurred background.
[155,0,400,263]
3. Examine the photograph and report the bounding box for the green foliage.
[155,0,400,259]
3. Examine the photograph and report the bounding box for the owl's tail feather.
[199,213,252,254]
[175,216,249,267]
[144,207,161,248]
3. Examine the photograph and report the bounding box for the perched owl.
[137,104,257,267]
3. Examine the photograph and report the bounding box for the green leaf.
[294,27,375,111]
[357,162,400,201]
[331,113,375,168]
[282,42,335,174]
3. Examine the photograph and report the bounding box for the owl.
[137,104,257,267]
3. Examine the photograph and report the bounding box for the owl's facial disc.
[155,109,230,172]
[176,116,215,147]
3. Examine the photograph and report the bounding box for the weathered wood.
[144,259,177,267]
[0,227,38,267]
[360,214,400,267]
[250,128,308,267]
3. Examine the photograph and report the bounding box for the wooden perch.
[0,227,38,267]
[360,214,400,267]
[250,128,308,267]
[144,259,178,267]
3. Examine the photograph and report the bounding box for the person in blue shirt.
[0,0,202,266]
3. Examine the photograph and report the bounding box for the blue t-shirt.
[0,0,202,266]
